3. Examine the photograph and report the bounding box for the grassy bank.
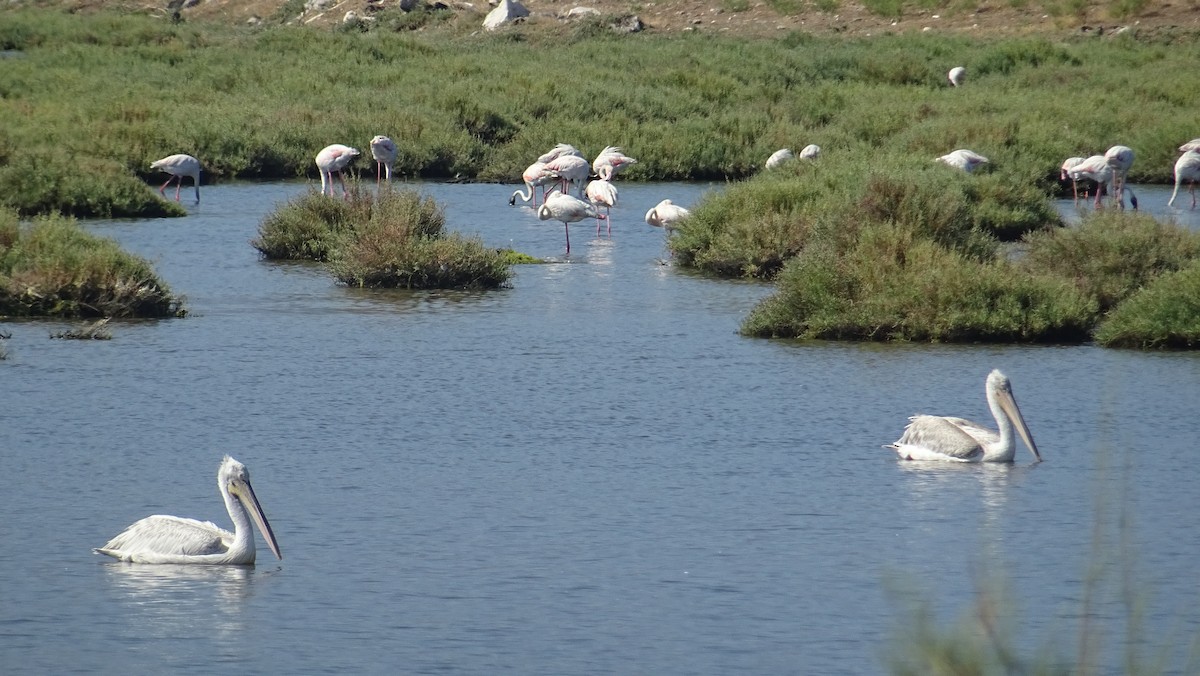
[3,7,1200,218]
[253,188,512,290]
[0,207,185,318]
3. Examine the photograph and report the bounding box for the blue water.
[2,179,1199,674]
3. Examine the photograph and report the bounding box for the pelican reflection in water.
[886,369,1042,463]
[95,456,282,564]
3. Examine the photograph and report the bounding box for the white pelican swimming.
[95,456,282,564]
[886,369,1042,463]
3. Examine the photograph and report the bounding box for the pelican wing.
[96,515,232,561]
[888,415,984,461]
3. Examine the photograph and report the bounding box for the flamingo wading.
[538,192,604,254]
[150,154,201,203]
[316,144,360,198]
[886,369,1042,463]
[370,135,398,184]
[95,456,282,564]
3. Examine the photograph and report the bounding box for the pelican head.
[220,456,283,560]
[987,370,1041,463]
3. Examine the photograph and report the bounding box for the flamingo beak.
[231,478,283,560]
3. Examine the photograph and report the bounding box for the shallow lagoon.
[1,180,1198,673]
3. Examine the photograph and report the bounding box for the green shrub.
[1022,211,1200,312]
[0,210,184,317]
[1094,261,1200,349]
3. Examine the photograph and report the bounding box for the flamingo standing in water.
[1169,150,1200,208]
[510,161,555,207]
[315,144,359,198]
[645,199,691,231]
[150,154,201,203]
[585,168,618,236]
[1104,145,1136,210]
[1060,156,1086,203]
[543,154,590,198]
[948,66,966,86]
[592,146,638,178]
[369,135,398,184]
[537,143,584,164]
[538,192,603,254]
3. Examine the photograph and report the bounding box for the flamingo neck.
[983,385,1016,462]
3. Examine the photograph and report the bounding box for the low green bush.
[254,188,510,290]
[0,208,185,317]
[1094,261,1200,349]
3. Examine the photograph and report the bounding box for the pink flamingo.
[936,149,989,173]
[538,192,604,254]
[1060,156,1086,203]
[315,144,360,198]
[1169,150,1200,208]
[644,199,691,231]
[150,154,201,202]
[592,146,638,178]
[509,161,555,207]
[584,169,618,236]
[369,135,397,184]
[1067,155,1113,208]
[537,143,584,164]
[543,154,590,197]
[1104,145,1136,210]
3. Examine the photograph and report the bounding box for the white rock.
[483,0,530,31]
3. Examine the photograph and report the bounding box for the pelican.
[150,154,201,203]
[886,369,1042,463]
[948,66,966,86]
[95,456,282,565]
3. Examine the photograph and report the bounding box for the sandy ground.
[48,0,1200,38]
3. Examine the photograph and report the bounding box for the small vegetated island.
[252,188,512,290]
[4,4,1200,347]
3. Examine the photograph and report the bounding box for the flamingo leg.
[564,222,571,254]
[337,171,349,199]
[174,177,182,201]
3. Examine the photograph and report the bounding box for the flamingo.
[799,144,821,160]
[1060,156,1086,203]
[538,192,603,254]
[592,146,638,178]
[315,144,359,198]
[543,154,590,198]
[765,149,794,169]
[886,369,1041,464]
[509,161,556,207]
[94,456,282,565]
[1169,150,1200,208]
[644,199,691,231]
[1104,145,1136,210]
[537,143,584,164]
[1178,138,1200,153]
[948,66,966,86]
[150,154,201,203]
[1068,155,1114,208]
[936,149,989,173]
[369,135,398,184]
[585,170,618,236]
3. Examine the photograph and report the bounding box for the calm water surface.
[2,180,1199,674]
